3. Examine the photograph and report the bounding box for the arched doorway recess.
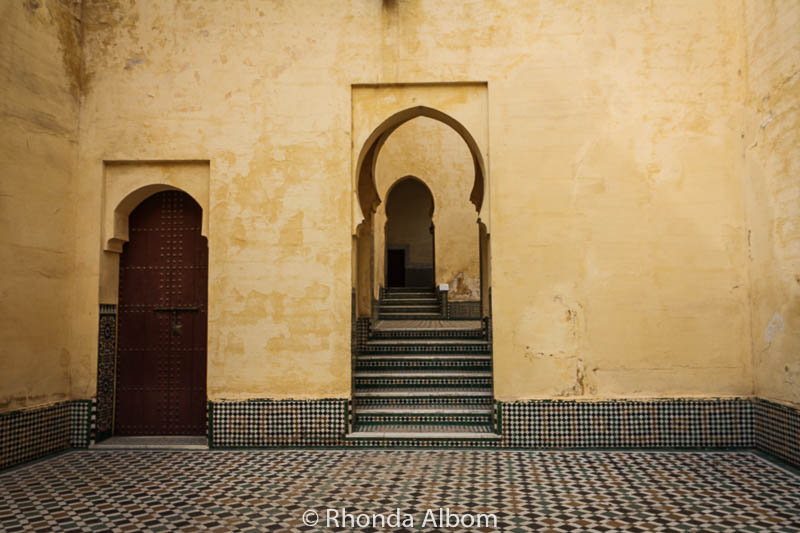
[384,177,435,288]
[115,190,208,435]
[353,106,489,320]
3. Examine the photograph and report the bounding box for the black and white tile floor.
[1,450,799,532]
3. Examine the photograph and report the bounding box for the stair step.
[357,355,491,360]
[356,406,493,414]
[354,398,494,409]
[383,285,436,292]
[354,389,493,397]
[367,339,488,345]
[353,415,492,425]
[347,425,500,440]
[355,371,491,377]
[382,294,437,299]
[379,297,438,302]
[378,314,444,320]
[379,303,440,309]
[356,376,491,386]
[370,330,484,340]
[356,364,491,373]
[362,343,491,354]
[374,319,483,330]
[379,307,441,314]
[356,356,491,371]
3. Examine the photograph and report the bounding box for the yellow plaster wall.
[744,0,800,408]
[63,0,758,402]
[374,118,481,299]
[0,0,81,411]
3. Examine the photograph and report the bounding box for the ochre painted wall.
[6,1,794,406]
[744,0,800,408]
[0,0,81,412]
[374,118,481,299]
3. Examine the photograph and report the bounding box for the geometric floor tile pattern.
[1,450,799,532]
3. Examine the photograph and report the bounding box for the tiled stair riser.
[353,397,494,408]
[370,330,485,339]
[355,377,492,387]
[354,414,493,425]
[356,289,495,437]
[356,361,492,371]
[362,344,491,353]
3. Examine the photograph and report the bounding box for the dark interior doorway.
[115,190,208,436]
[385,177,435,288]
[387,248,406,287]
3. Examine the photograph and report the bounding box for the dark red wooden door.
[116,191,207,435]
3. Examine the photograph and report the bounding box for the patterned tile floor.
[1,450,799,532]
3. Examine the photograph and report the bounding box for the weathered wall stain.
[2,0,798,411]
[744,0,800,407]
[0,0,81,410]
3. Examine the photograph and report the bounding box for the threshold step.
[92,436,208,450]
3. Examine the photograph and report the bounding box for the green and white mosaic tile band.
[0,400,92,470]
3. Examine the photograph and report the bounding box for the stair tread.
[347,427,500,439]
[355,407,493,414]
[366,339,488,345]
[355,389,492,397]
[358,354,491,360]
[379,309,439,318]
[355,371,491,377]
[374,320,482,330]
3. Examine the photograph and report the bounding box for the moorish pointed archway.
[349,107,497,442]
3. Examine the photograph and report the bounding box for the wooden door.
[115,191,207,435]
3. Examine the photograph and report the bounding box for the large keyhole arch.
[353,106,491,319]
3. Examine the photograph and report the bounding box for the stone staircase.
[348,287,499,441]
[376,287,442,319]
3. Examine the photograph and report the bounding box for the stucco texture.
[1,0,797,411]
[744,0,800,407]
[0,0,81,411]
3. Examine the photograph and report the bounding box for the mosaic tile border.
[4,398,797,466]
[209,400,348,448]
[755,398,800,467]
[96,304,116,441]
[500,398,754,449]
[0,400,93,471]
[205,397,800,455]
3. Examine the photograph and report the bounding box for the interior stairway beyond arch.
[348,287,500,441]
